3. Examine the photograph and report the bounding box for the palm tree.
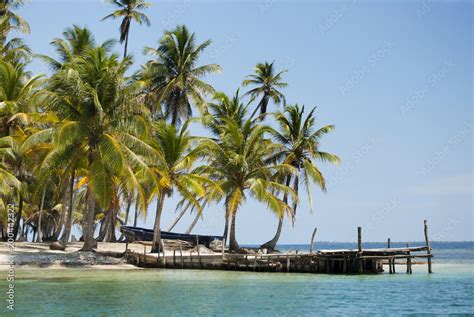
[165,90,249,231]
[200,118,296,252]
[260,104,340,250]
[0,60,43,136]
[141,25,222,125]
[41,44,155,251]
[242,61,287,120]
[0,0,30,37]
[37,25,114,72]
[149,121,220,253]
[102,0,151,58]
[202,90,249,136]
[0,126,35,239]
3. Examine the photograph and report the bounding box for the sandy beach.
[0,242,143,270]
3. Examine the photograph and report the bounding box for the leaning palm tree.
[141,25,222,125]
[166,90,249,231]
[102,0,151,58]
[243,61,287,120]
[149,121,221,253]
[41,44,155,251]
[200,119,297,252]
[260,104,340,250]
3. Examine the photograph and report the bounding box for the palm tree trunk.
[81,186,96,251]
[167,207,187,232]
[13,195,23,240]
[96,212,109,242]
[123,30,129,59]
[261,217,284,251]
[229,212,239,252]
[185,212,200,234]
[36,187,47,243]
[105,207,117,242]
[222,196,230,245]
[118,195,132,241]
[151,193,165,253]
[61,170,75,246]
[133,198,139,227]
[260,175,292,250]
[52,186,68,241]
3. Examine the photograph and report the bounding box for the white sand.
[0,242,142,270]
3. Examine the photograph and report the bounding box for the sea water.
[1,242,472,316]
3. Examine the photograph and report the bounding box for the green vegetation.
[0,2,339,252]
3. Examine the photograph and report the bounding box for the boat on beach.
[120,226,224,247]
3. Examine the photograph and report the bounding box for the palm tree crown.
[273,104,340,212]
[200,117,296,251]
[102,0,151,58]
[243,61,287,119]
[141,25,221,126]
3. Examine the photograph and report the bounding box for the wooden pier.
[111,220,434,275]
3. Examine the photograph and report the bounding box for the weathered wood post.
[310,227,317,255]
[357,227,363,273]
[424,220,432,273]
[388,238,393,274]
[162,245,166,268]
[221,237,225,261]
[286,255,290,273]
[157,242,161,268]
[406,243,412,274]
[196,236,203,269]
[179,242,184,269]
[358,227,362,253]
[173,250,176,268]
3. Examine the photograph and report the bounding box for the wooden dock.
[120,244,432,274]
[109,221,434,275]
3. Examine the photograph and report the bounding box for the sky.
[17,0,472,243]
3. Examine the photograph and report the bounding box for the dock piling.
[388,238,393,274]
[424,220,432,273]
[310,227,317,255]
[357,227,363,273]
[406,243,412,274]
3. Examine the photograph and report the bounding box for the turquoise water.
[1,242,473,316]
